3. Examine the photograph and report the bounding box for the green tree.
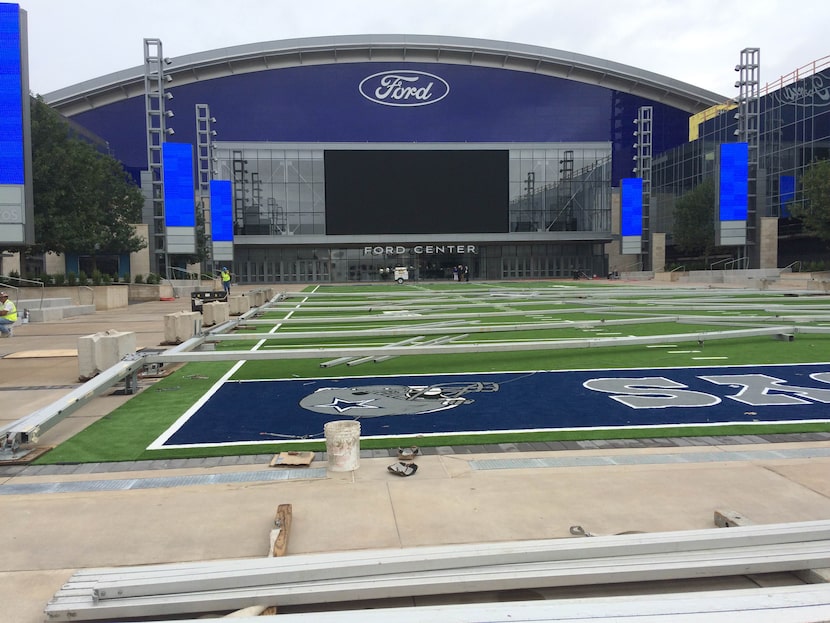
[29,96,146,264]
[672,178,716,264]
[791,159,830,242]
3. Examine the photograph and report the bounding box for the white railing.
[0,276,45,309]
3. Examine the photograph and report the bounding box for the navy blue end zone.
[151,363,830,449]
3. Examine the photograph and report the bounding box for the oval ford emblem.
[359,70,450,107]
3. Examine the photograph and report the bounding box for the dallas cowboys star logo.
[312,397,381,413]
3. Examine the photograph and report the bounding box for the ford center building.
[45,35,724,283]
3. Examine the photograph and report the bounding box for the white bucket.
[324,420,361,472]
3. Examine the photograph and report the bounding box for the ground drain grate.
[469,446,830,471]
[0,467,327,495]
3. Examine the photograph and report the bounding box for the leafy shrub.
[78,271,88,286]
[66,272,77,286]
[134,274,144,284]
[91,269,103,286]
[54,273,66,286]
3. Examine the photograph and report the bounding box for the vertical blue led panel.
[0,2,32,245]
[210,179,234,262]
[0,3,23,185]
[209,180,233,241]
[780,175,795,218]
[162,142,196,254]
[716,142,748,246]
[162,142,195,226]
[621,177,643,236]
[620,177,643,255]
[718,142,748,222]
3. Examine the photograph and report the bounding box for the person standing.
[0,291,17,337]
[220,267,232,295]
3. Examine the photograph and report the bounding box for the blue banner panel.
[162,142,195,227]
[0,3,23,184]
[718,142,748,222]
[620,177,643,236]
[154,363,830,448]
[780,174,795,218]
[72,62,621,170]
[209,179,233,242]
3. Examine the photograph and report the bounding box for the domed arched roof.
[44,34,726,116]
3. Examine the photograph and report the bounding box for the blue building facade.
[45,35,724,282]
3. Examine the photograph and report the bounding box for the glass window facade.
[234,243,608,283]
[509,147,611,233]
[652,66,830,250]
[214,142,612,238]
[213,142,612,282]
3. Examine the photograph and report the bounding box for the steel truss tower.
[634,105,653,270]
[143,38,174,276]
[735,48,760,267]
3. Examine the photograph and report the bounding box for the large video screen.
[324,150,508,235]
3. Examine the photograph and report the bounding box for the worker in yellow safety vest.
[220,267,231,295]
[0,291,17,337]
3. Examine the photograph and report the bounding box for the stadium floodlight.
[164,110,174,118]
[165,74,173,83]
[210,130,217,136]
[163,57,173,65]
[210,117,217,123]
[166,128,175,136]
[165,93,173,100]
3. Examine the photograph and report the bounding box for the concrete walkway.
[2,286,830,622]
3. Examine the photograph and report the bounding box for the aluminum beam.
[144,326,795,364]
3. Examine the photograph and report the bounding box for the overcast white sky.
[13,0,830,98]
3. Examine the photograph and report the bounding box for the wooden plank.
[270,453,313,467]
[270,504,291,558]
[45,541,830,621]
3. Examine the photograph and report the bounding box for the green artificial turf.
[32,283,830,464]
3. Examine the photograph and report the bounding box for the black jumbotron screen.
[324,150,508,235]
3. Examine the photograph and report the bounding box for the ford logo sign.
[359,70,450,107]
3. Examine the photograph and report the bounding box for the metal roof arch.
[43,34,728,116]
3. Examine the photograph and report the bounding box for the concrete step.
[27,304,97,323]
[17,297,75,309]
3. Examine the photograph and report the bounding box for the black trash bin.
[191,290,227,313]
